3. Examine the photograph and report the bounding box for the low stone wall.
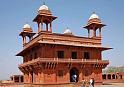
[0,83,23,87]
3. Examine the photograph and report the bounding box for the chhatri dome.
[86,12,103,26]
[22,23,33,33]
[84,12,106,34]
[23,23,31,29]
[38,3,52,15]
[89,12,99,20]
[64,28,73,35]
[38,4,49,11]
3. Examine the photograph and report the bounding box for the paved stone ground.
[95,83,124,87]
[0,83,124,87]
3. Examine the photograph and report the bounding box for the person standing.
[90,78,92,87]
[90,78,94,87]
[92,78,95,87]
[73,74,77,82]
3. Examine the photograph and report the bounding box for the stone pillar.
[19,75,21,83]
[24,73,26,83]
[41,22,43,31]
[26,73,29,83]
[92,30,94,37]
[99,28,102,37]
[13,76,15,82]
[111,74,112,80]
[46,23,48,31]
[23,36,26,45]
[93,30,96,37]
[38,23,41,33]
[50,22,52,32]
[29,72,32,83]
[106,74,108,80]
[88,29,90,38]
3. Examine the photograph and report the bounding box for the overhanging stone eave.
[38,40,112,50]
[16,42,39,56]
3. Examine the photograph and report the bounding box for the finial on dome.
[25,22,28,25]
[38,2,49,11]
[43,2,45,5]
[67,27,69,29]
[93,11,95,14]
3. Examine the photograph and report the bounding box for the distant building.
[10,75,23,83]
[102,72,124,83]
[0,75,23,86]
[16,4,112,85]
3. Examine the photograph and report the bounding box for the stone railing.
[19,58,109,67]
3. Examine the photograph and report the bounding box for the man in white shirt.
[90,78,94,87]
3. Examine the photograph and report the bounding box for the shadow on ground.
[102,83,113,85]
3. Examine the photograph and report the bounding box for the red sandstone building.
[16,4,112,85]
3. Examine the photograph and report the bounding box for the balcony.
[19,58,109,67]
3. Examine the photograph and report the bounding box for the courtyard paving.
[95,83,124,87]
[0,83,124,87]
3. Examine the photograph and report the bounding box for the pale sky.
[0,0,124,80]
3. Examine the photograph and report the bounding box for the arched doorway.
[70,67,79,82]
[102,74,106,80]
[112,74,115,79]
[108,74,111,79]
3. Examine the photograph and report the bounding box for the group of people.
[81,78,95,87]
[71,74,95,87]
[72,74,77,82]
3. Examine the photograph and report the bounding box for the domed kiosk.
[84,12,106,37]
[22,24,32,33]
[19,23,35,45]
[33,4,57,33]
